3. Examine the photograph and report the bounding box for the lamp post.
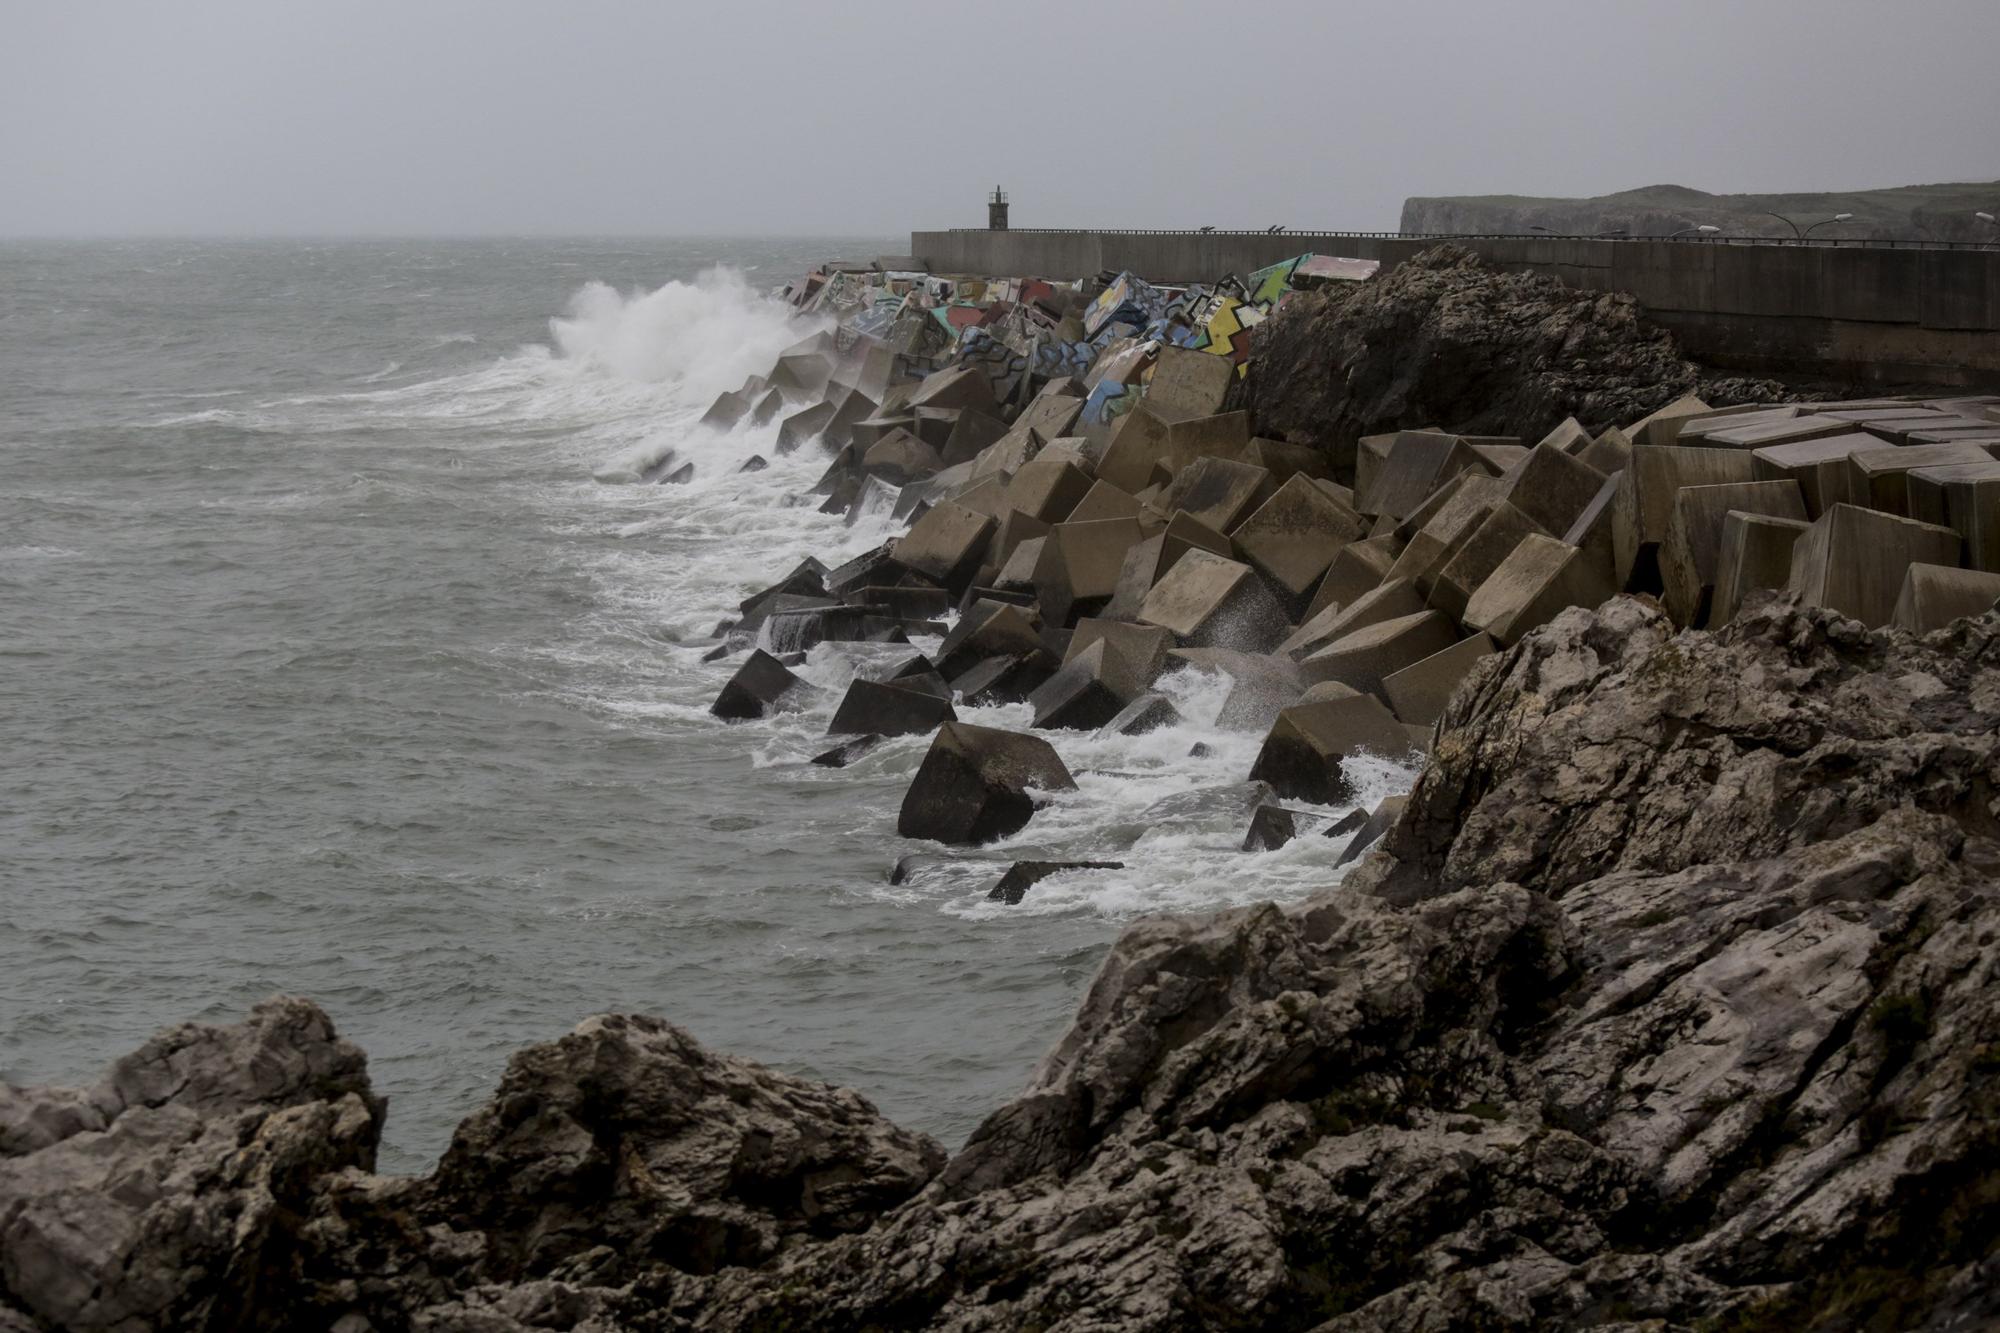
[1669,225,1722,239]
[1764,212,1802,238]
[1977,211,1998,226]
[1803,212,1855,239]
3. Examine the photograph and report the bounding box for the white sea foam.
[396,264,1422,924]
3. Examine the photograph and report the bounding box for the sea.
[0,238,1414,1171]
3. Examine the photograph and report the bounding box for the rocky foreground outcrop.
[1250,245,1784,470]
[6,599,1999,1331]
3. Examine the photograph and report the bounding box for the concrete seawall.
[908,230,2000,387]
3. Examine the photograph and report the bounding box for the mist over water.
[0,238,1413,1171]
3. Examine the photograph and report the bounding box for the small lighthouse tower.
[988,186,1010,232]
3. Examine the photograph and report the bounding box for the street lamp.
[1977,212,1998,225]
[1765,212,1802,238]
[1669,225,1722,238]
[1804,212,1855,238]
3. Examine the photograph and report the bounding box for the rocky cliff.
[5,598,1998,1331]
[1248,246,1781,474]
[1399,180,2000,244]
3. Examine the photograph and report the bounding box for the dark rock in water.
[700,639,744,664]
[709,649,810,720]
[1025,641,1126,732]
[986,859,1125,905]
[824,541,897,599]
[1320,806,1368,840]
[1333,793,1405,865]
[854,585,952,622]
[1096,691,1181,738]
[818,470,862,516]
[664,461,695,485]
[636,449,679,483]
[748,387,785,427]
[737,558,828,625]
[897,721,1077,845]
[811,733,884,768]
[826,677,955,737]
[1187,740,1214,758]
[949,653,1055,707]
[1249,244,1783,478]
[1241,803,1297,852]
[739,454,769,473]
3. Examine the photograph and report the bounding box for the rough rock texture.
[0,996,382,1332]
[7,602,1999,1331]
[1250,246,1785,472]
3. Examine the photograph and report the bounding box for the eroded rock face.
[0,996,383,1332]
[7,603,1998,1331]
[1249,245,1783,473]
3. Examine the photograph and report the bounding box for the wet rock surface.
[1250,245,1784,472]
[8,601,1998,1330]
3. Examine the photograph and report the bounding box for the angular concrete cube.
[1066,478,1143,524]
[938,409,1010,468]
[1306,535,1400,620]
[1906,462,2000,574]
[896,722,1076,845]
[1750,433,1874,518]
[1658,479,1808,627]
[827,677,956,737]
[1298,609,1459,697]
[894,501,997,593]
[907,364,998,415]
[1285,577,1428,659]
[1625,394,1711,449]
[1382,632,1497,726]
[1006,457,1095,524]
[1844,441,1993,517]
[1711,511,1812,625]
[1095,406,1177,495]
[1229,474,1367,612]
[1248,692,1414,804]
[1536,416,1596,455]
[1492,441,1607,537]
[862,429,941,485]
[1147,345,1235,418]
[1787,504,1965,628]
[1429,502,1548,622]
[1166,411,1255,473]
[1891,563,2000,634]
[1161,455,1273,533]
[1463,534,1614,646]
[1067,618,1172,699]
[1355,431,1491,520]
[1137,548,1287,651]
[1613,446,1758,591]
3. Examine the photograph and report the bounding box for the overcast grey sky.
[4,0,1997,236]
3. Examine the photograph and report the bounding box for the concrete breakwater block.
[892,501,996,593]
[710,650,813,721]
[1248,688,1412,805]
[1710,512,1813,625]
[1657,479,1807,627]
[1231,474,1367,613]
[1382,632,1496,727]
[1138,549,1286,652]
[1463,534,1612,645]
[827,678,955,738]
[1786,503,1964,628]
[898,722,1077,845]
[1299,609,1459,697]
[1906,462,2000,574]
[1027,640,1129,731]
[1891,563,2000,634]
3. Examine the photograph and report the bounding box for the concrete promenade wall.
[908,230,2000,387]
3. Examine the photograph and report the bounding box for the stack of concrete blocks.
[703,262,2000,860]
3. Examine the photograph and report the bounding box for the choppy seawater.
[0,238,1412,1171]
